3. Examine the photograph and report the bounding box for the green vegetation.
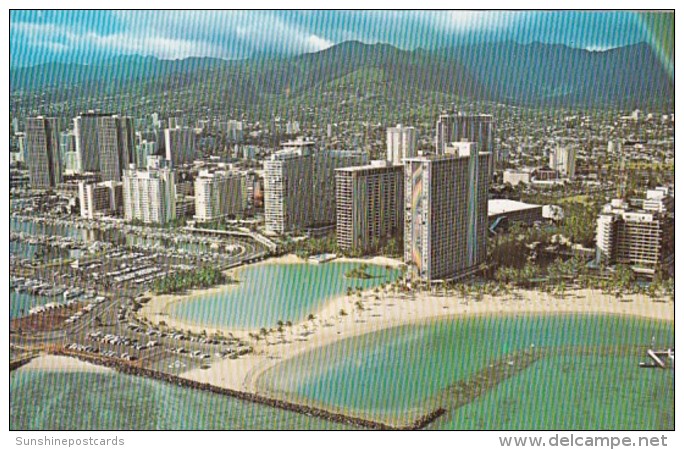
[559,201,602,248]
[282,234,338,259]
[151,267,233,295]
[344,264,376,280]
[281,233,403,259]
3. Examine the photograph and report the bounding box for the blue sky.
[10,11,652,67]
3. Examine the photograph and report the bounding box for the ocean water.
[257,314,674,429]
[10,314,673,430]
[427,353,674,430]
[10,369,356,430]
[169,262,400,329]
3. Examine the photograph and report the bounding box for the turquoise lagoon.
[257,314,674,429]
[10,314,673,430]
[168,262,400,329]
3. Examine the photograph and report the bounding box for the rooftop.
[488,199,542,216]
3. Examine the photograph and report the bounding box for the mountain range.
[10,41,673,109]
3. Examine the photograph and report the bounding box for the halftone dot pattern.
[10,11,673,431]
[169,262,399,329]
[256,315,673,429]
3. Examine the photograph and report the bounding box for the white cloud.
[306,35,334,52]
[584,45,617,52]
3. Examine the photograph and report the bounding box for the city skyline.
[9,8,675,436]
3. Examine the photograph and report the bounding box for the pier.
[640,348,674,369]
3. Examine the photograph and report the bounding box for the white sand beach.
[173,275,673,395]
[19,354,114,374]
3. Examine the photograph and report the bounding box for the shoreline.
[15,354,114,374]
[135,253,673,406]
[175,284,673,398]
[137,254,403,338]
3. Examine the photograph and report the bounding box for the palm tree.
[555,281,566,300]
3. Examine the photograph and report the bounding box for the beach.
[18,354,114,374]
[137,254,403,337]
[155,255,673,395]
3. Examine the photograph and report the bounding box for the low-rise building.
[596,187,674,276]
[488,199,543,227]
[79,181,123,219]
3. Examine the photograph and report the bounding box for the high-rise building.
[135,140,158,168]
[15,132,26,162]
[194,170,247,222]
[73,112,105,173]
[98,115,135,182]
[285,121,300,135]
[223,120,244,142]
[404,142,490,281]
[336,161,404,253]
[25,117,62,188]
[78,181,123,219]
[435,113,495,174]
[73,112,134,179]
[60,131,79,173]
[264,141,316,234]
[549,146,577,178]
[122,157,176,224]
[164,127,197,167]
[264,138,367,234]
[386,124,417,165]
[596,187,674,276]
[150,113,160,129]
[59,131,76,155]
[312,149,369,226]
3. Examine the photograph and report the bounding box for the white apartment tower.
[122,157,176,224]
[264,138,367,234]
[549,146,577,178]
[386,124,416,165]
[194,170,247,222]
[404,142,490,281]
[78,181,123,219]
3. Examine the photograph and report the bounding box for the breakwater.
[437,348,545,411]
[50,349,445,430]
